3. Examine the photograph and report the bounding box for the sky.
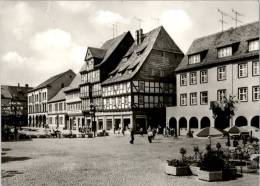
[0,1,258,87]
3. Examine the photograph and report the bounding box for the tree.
[210,95,238,129]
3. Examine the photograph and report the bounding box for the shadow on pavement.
[2,148,11,151]
[1,170,24,178]
[2,156,31,163]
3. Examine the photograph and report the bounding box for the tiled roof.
[1,85,33,101]
[64,74,81,92]
[48,87,66,103]
[80,32,129,73]
[176,21,259,72]
[29,69,74,92]
[102,26,164,85]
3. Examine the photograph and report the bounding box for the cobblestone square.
[1,135,259,186]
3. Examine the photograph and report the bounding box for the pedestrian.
[152,128,156,139]
[130,128,134,144]
[163,127,166,137]
[122,127,125,136]
[147,128,153,143]
[140,127,143,136]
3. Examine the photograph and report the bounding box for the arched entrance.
[179,117,187,129]
[189,117,198,129]
[29,116,32,127]
[32,116,35,127]
[201,117,210,129]
[36,116,39,127]
[169,117,177,129]
[43,115,46,128]
[251,116,259,128]
[235,116,247,127]
[39,115,42,128]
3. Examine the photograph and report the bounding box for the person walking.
[130,128,134,144]
[147,128,153,143]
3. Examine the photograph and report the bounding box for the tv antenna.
[134,17,143,28]
[231,9,243,27]
[218,9,229,32]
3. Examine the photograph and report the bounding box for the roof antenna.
[134,17,143,29]
[218,9,229,32]
[231,9,243,28]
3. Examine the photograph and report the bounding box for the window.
[238,87,248,102]
[190,92,197,105]
[200,70,208,83]
[150,82,155,93]
[145,82,149,93]
[180,94,187,106]
[180,74,187,86]
[249,40,259,52]
[139,95,144,108]
[217,89,227,101]
[190,72,197,85]
[200,91,208,105]
[217,66,226,81]
[139,81,144,92]
[155,82,159,93]
[49,117,52,124]
[59,103,63,111]
[252,61,260,76]
[218,46,232,58]
[238,63,248,78]
[189,54,200,64]
[48,104,52,112]
[252,86,260,101]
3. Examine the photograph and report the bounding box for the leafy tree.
[210,95,238,129]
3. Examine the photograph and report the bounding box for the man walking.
[130,128,134,144]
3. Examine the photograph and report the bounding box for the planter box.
[190,165,200,176]
[223,168,237,180]
[198,170,222,182]
[165,165,189,176]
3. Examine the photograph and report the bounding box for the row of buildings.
[2,21,258,135]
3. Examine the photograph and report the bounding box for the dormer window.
[188,54,200,64]
[249,39,259,52]
[218,46,232,58]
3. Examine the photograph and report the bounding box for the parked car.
[61,130,75,138]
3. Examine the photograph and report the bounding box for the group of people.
[130,126,161,144]
[163,127,176,137]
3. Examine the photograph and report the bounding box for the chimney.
[25,84,29,88]
[18,83,20,88]
[139,29,144,44]
[136,30,140,45]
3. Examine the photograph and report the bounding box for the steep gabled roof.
[48,87,66,103]
[102,26,175,85]
[28,69,74,92]
[64,74,81,93]
[1,85,33,101]
[88,47,107,59]
[176,21,259,72]
[80,32,130,73]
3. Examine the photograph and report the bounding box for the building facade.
[47,88,67,130]
[27,69,76,128]
[166,22,259,135]
[80,26,184,132]
[64,74,84,131]
[1,84,32,129]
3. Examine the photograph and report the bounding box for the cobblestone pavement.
[1,135,259,186]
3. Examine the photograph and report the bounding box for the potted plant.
[198,145,224,181]
[223,161,237,180]
[189,146,202,175]
[165,147,190,176]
